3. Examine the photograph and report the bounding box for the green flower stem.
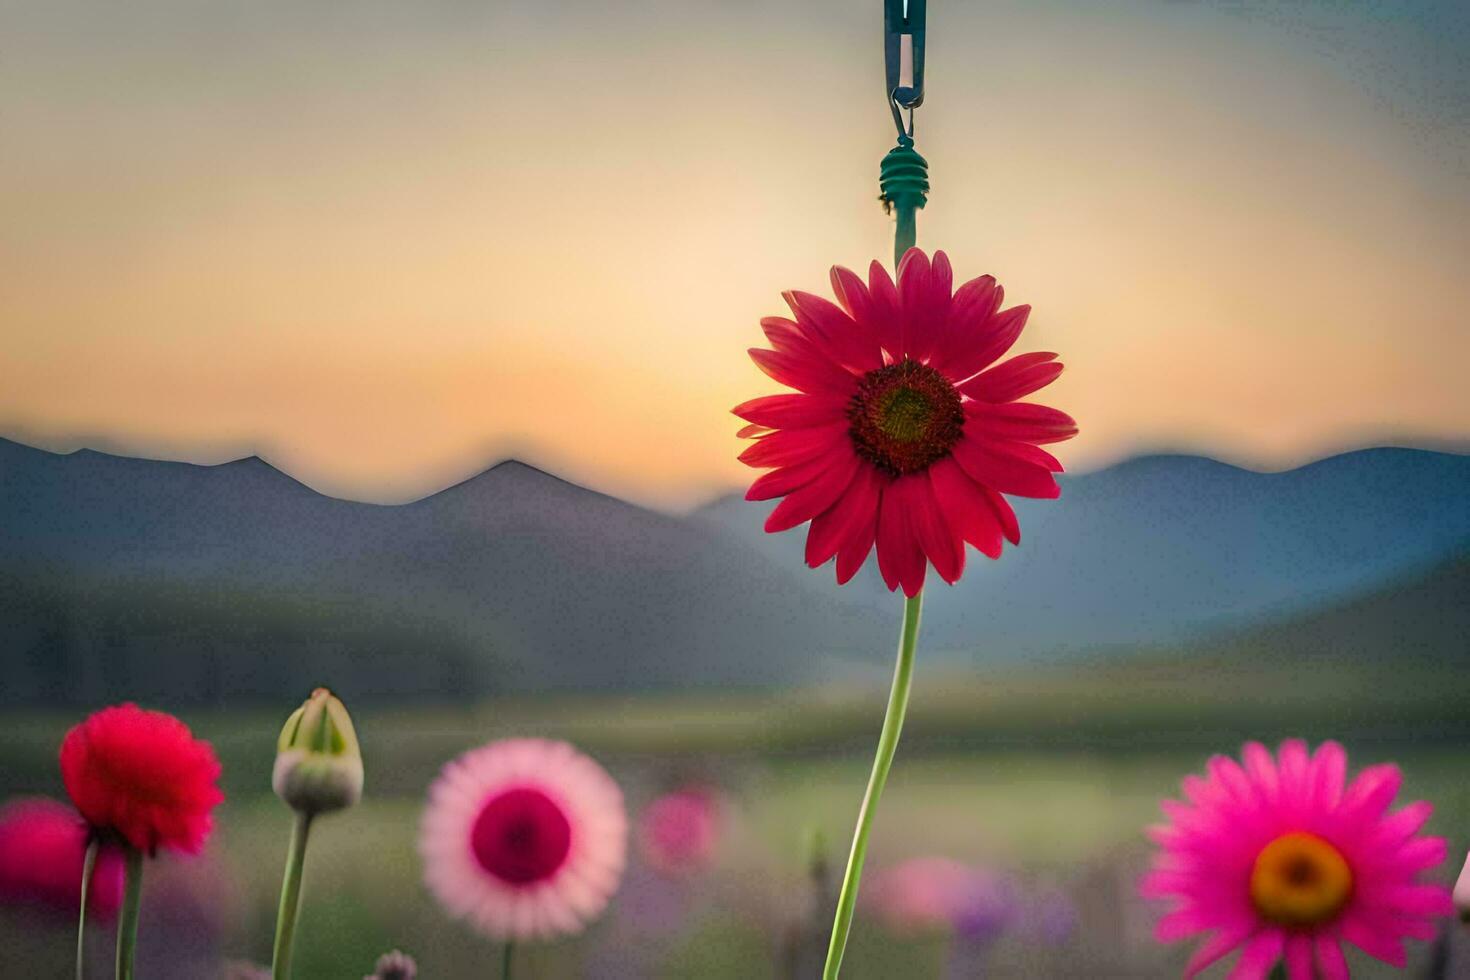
[502,940,514,980]
[114,846,143,980]
[894,206,917,266]
[272,811,314,980]
[822,591,923,979]
[75,836,99,980]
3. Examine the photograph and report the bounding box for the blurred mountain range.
[1,437,1466,705]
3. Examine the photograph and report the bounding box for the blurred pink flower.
[0,796,123,919]
[420,738,627,941]
[866,857,1015,940]
[637,788,721,875]
[1143,739,1452,979]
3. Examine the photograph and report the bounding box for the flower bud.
[366,950,417,980]
[273,688,364,816]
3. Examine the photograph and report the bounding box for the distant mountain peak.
[418,455,639,515]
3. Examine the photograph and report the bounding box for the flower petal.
[738,423,848,468]
[829,265,873,324]
[952,438,1062,499]
[732,393,849,429]
[748,348,858,395]
[897,247,950,363]
[928,458,1004,559]
[783,290,883,373]
[1242,742,1280,804]
[835,503,879,585]
[805,466,883,569]
[965,402,1079,445]
[1309,741,1347,810]
[972,437,1064,473]
[1183,924,1255,978]
[959,352,1064,403]
[934,274,1000,363]
[1339,911,1406,967]
[1226,928,1284,980]
[1283,933,1314,980]
[1340,763,1402,824]
[940,304,1031,382]
[745,455,831,501]
[866,260,903,358]
[983,486,1021,545]
[908,478,964,584]
[1314,933,1349,980]
[765,452,862,533]
[760,316,815,356]
[876,479,927,596]
[895,247,932,362]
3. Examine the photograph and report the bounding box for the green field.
[3,665,1468,978]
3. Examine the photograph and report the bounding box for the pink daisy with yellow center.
[419,738,627,941]
[1144,739,1452,978]
[734,246,1077,596]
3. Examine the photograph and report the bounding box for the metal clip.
[884,0,926,140]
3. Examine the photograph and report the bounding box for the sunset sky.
[2,0,1466,508]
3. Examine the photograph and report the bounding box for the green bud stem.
[115,846,143,980]
[75,836,98,980]
[502,940,514,980]
[821,591,922,979]
[272,811,314,979]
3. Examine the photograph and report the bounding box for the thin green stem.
[114,846,143,980]
[76,836,99,980]
[502,940,514,980]
[271,811,314,980]
[894,205,917,266]
[822,591,923,980]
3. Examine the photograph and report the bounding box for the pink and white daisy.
[1143,739,1452,978]
[419,738,627,941]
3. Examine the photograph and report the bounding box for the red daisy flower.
[734,247,1077,596]
[60,704,224,855]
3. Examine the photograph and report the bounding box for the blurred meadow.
[4,658,1470,977]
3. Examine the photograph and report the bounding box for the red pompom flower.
[60,704,224,855]
[734,247,1077,596]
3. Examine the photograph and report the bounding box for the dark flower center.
[470,786,572,886]
[847,359,965,475]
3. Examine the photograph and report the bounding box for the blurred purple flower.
[1025,886,1078,945]
[866,857,1018,941]
[952,870,1018,946]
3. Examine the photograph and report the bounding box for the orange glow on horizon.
[2,1,1466,508]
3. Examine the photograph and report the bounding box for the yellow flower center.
[1249,832,1353,927]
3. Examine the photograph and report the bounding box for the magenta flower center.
[470,786,573,886]
[848,359,965,475]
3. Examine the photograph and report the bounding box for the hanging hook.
[884,0,926,141]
